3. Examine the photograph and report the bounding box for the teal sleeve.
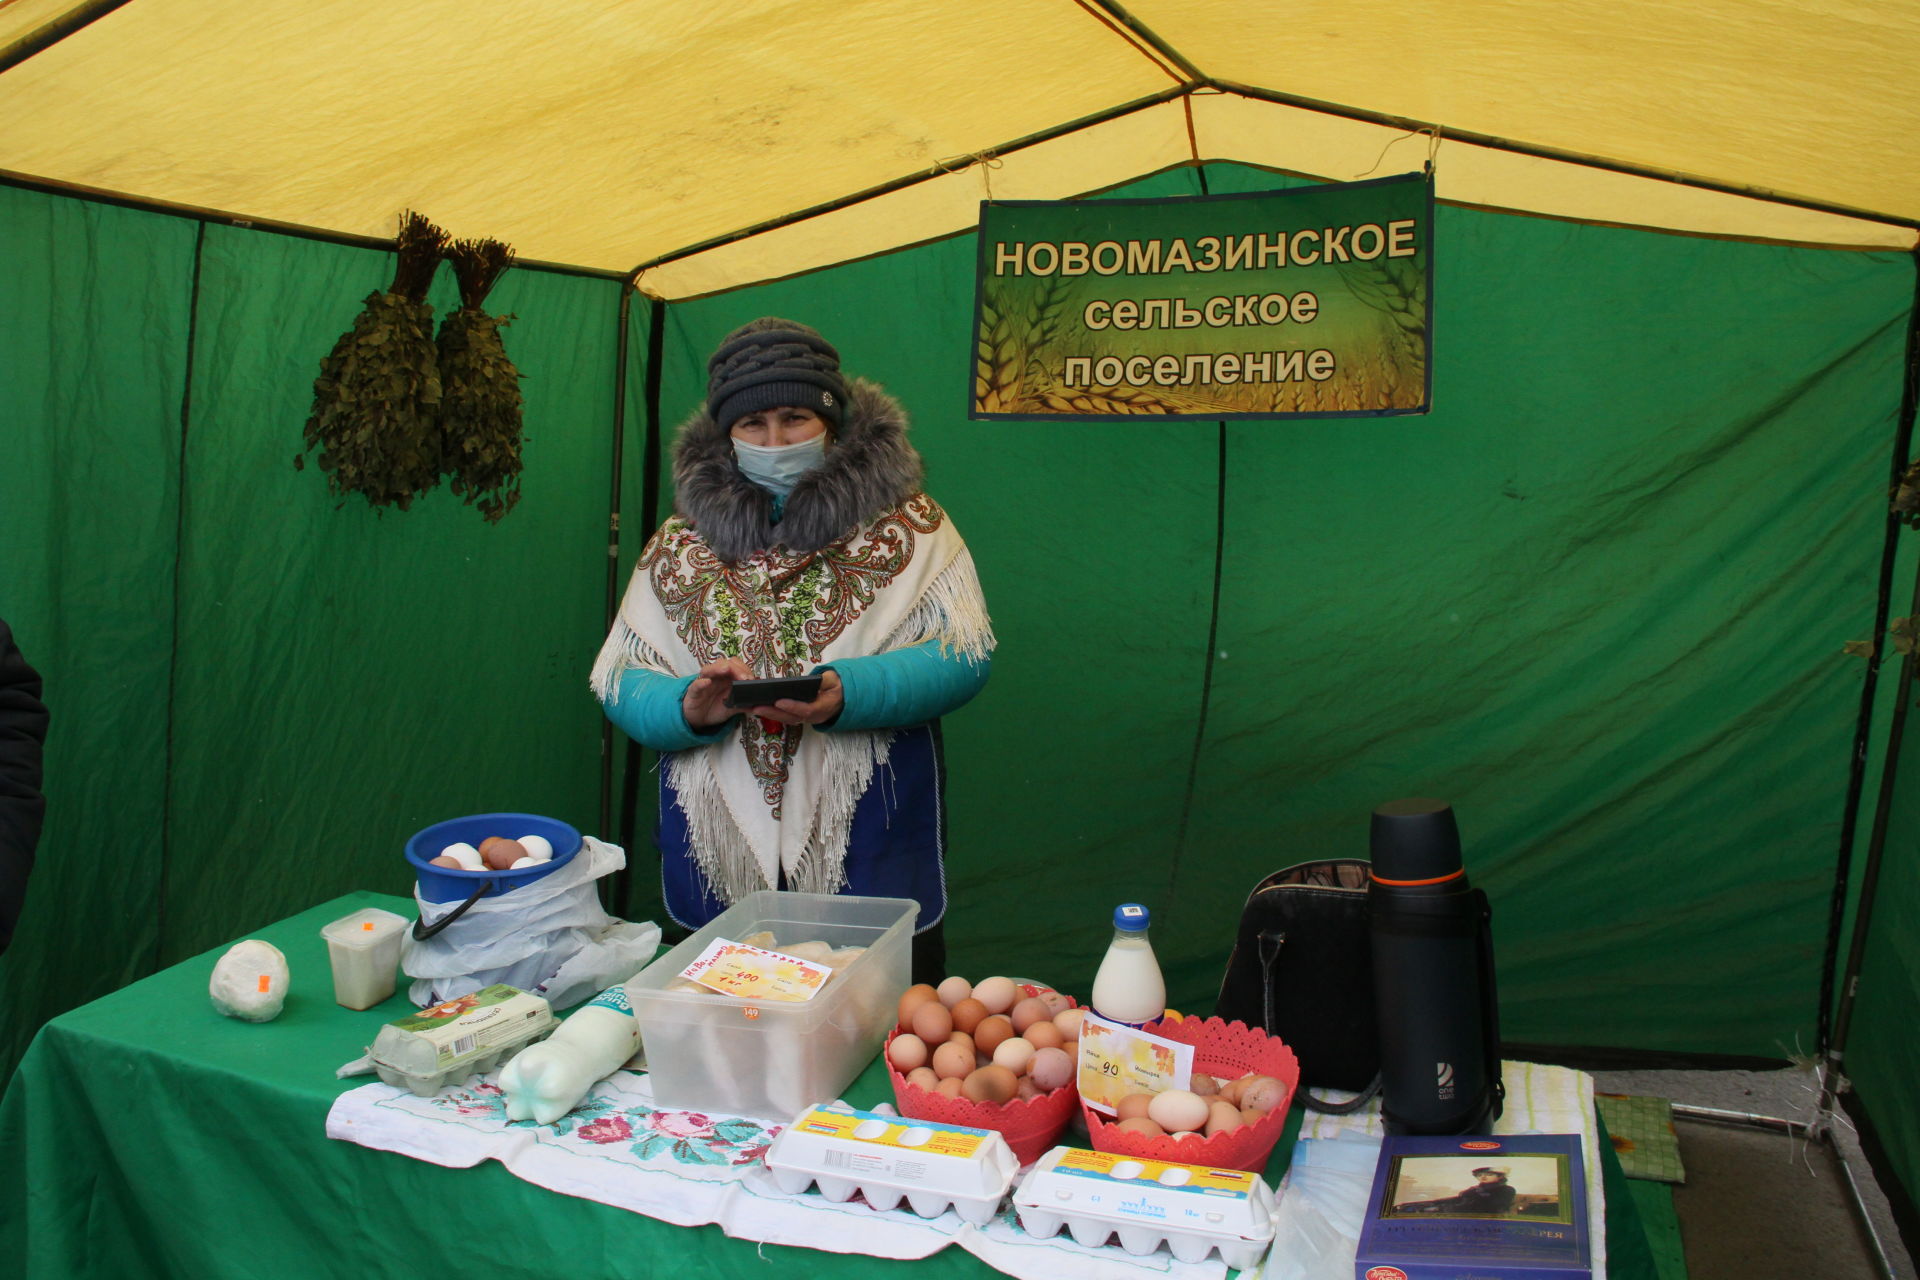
[601,668,735,752]
[819,640,991,733]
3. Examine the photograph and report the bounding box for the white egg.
[516,834,554,862]
[510,856,541,868]
[1147,1089,1212,1134]
[440,841,486,870]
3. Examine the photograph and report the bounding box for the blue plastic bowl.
[404,813,583,904]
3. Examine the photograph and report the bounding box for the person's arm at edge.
[815,639,991,732]
[601,667,737,752]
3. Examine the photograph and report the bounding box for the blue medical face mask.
[732,434,828,497]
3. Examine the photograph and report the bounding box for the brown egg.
[1218,1074,1251,1105]
[1010,997,1052,1034]
[478,836,511,858]
[897,984,940,1032]
[1016,1076,1044,1100]
[1189,1073,1219,1097]
[1028,1046,1074,1092]
[1038,990,1073,1016]
[1240,1105,1268,1127]
[931,1041,974,1079]
[1060,1039,1078,1062]
[906,1067,940,1091]
[1241,1075,1287,1113]
[1052,1008,1086,1039]
[482,838,527,870]
[946,1031,975,1059]
[886,1033,929,1073]
[429,856,464,868]
[1114,1116,1167,1138]
[950,997,990,1035]
[1205,1099,1243,1135]
[935,1076,965,1098]
[1023,1021,1065,1051]
[935,976,972,1007]
[1115,1093,1157,1121]
[973,1015,1015,1056]
[962,1064,1019,1104]
[910,999,954,1044]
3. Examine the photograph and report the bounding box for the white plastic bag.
[1266,1134,1383,1280]
[401,836,661,1010]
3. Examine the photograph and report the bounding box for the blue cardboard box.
[1354,1133,1590,1280]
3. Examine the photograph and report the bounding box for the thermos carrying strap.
[1473,887,1506,1121]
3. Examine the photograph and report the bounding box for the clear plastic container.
[627,891,915,1120]
[320,907,409,1010]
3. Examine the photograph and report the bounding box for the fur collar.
[671,378,925,563]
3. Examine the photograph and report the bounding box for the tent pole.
[155,220,207,973]
[0,171,628,282]
[1210,81,1920,233]
[625,88,1191,278]
[1815,252,1920,1055]
[1817,249,1920,1064]
[601,283,633,909]
[0,1,134,75]
[614,298,668,906]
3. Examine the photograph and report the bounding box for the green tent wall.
[5,162,1920,1209]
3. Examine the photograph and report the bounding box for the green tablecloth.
[0,892,1659,1280]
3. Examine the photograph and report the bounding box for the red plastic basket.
[1081,1016,1300,1174]
[883,1001,1081,1165]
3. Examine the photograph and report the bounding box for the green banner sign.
[971,172,1432,420]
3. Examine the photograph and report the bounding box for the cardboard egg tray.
[763,1103,1019,1225]
[1012,1145,1276,1269]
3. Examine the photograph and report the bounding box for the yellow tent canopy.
[2,0,1915,297]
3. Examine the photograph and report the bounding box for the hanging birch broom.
[436,237,525,522]
[296,211,449,510]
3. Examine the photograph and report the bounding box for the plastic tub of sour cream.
[320,907,409,1010]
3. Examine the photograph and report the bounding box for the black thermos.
[1368,797,1503,1135]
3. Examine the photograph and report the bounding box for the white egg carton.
[763,1103,1019,1224]
[1012,1145,1276,1269]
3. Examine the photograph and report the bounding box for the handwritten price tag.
[678,938,830,1002]
[1075,1013,1194,1115]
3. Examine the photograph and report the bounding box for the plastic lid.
[1369,797,1463,882]
[1113,903,1151,932]
[321,907,409,947]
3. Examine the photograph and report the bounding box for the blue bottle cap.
[1113,903,1150,931]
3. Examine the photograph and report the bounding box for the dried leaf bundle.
[437,237,525,523]
[298,212,450,510]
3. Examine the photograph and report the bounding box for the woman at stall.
[591,317,993,979]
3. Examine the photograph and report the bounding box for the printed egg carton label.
[763,1103,1019,1224]
[1012,1145,1276,1270]
[370,985,554,1075]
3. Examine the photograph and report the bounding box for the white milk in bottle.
[1089,903,1166,1028]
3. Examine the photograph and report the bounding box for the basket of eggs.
[886,975,1084,1165]
[1082,1016,1300,1174]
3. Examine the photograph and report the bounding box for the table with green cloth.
[0,892,1660,1280]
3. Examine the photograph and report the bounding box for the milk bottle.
[1089,903,1166,1028]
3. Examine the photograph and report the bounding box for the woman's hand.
[682,658,753,730]
[751,668,844,727]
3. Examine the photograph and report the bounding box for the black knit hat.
[706,317,849,432]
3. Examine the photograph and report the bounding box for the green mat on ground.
[1598,1093,1688,1183]
[1624,1177,1689,1280]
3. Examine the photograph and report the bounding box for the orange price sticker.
[256,975,271,993]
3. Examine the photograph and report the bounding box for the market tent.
[5,0,1920,1221]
